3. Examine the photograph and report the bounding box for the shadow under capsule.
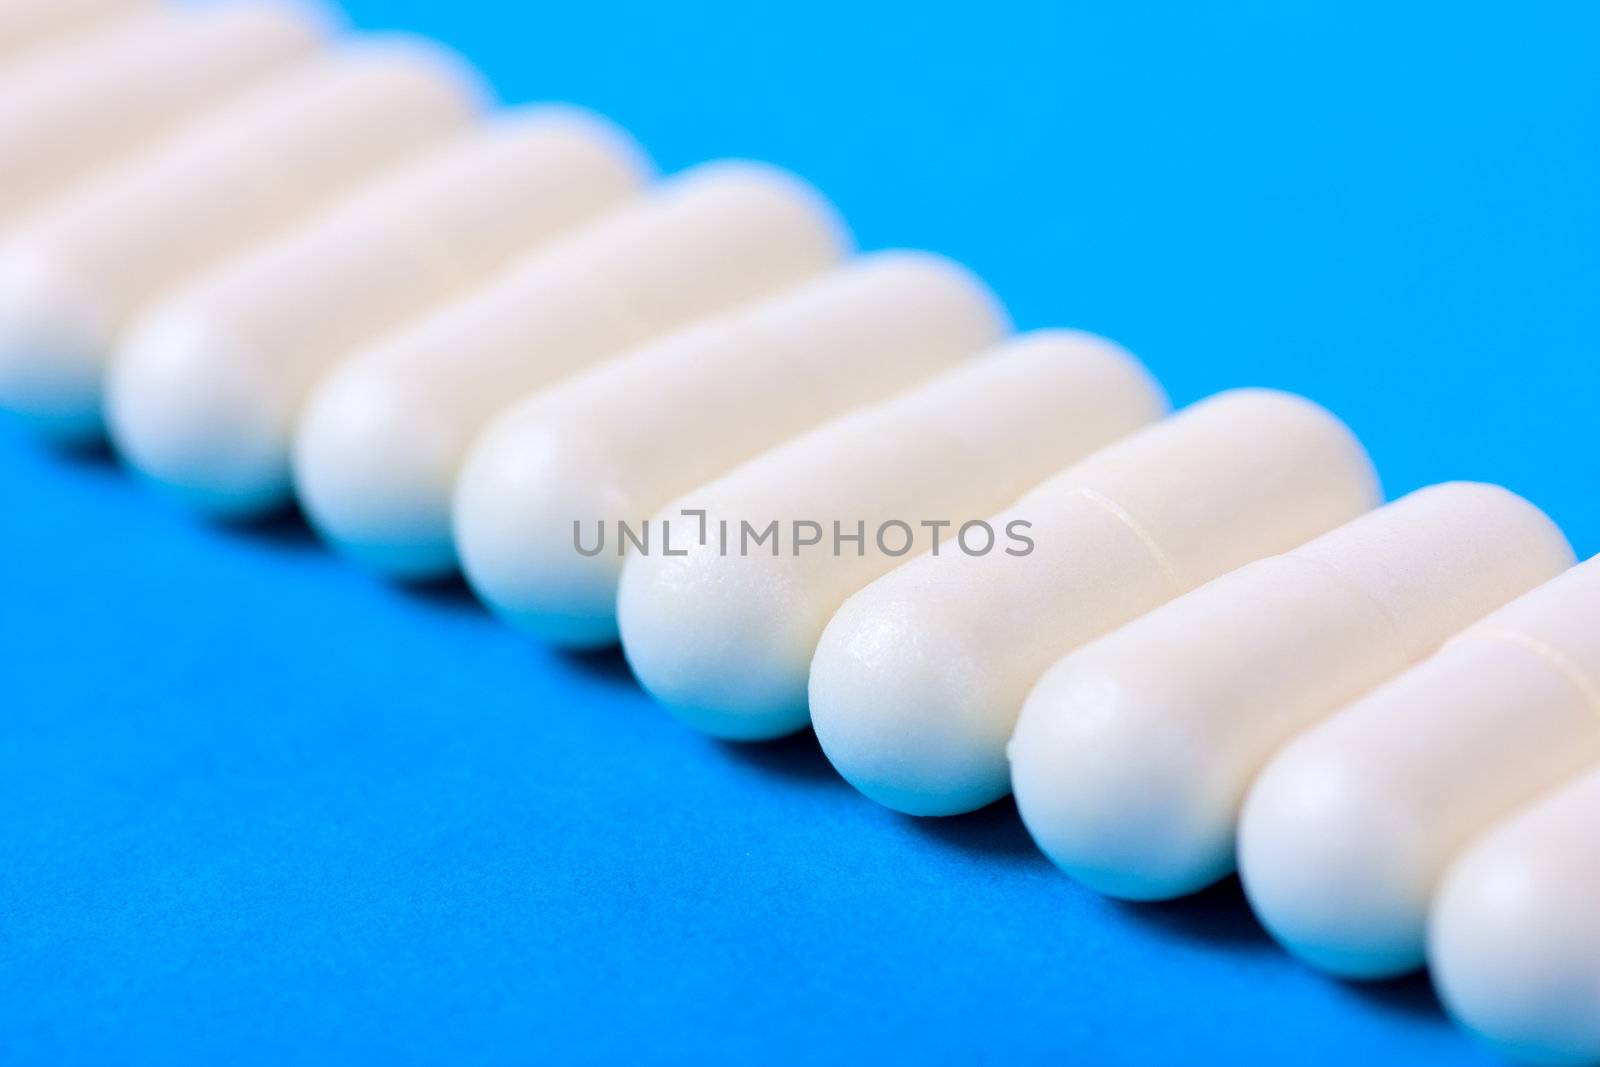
[558,641,639,686]
[381,569,486,618]
[1111,875,1277,950]
[35,432,119,469]
[209,498,325,552]
[714,727,851,789]
[1336,967,1452,1022]
[1110,874,1453,1023]
[904,795,1056,866]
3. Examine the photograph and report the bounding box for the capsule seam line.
[1073,486,1184,595]
[753,313,870,414]
[1285,552,1411,654]
[595,268,665,349]
[374,200,480,295]
[1448,627,1600,717]
[237,153,308,236]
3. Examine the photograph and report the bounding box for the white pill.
[617,329,1168,741]
[0,1,331,224]
[0,0,151,62]
[816,388,1381,816]
[1010,482,1574,900]
[294,160,847,580]
[0,39,486,443]
[1431,764,1600,1067]
[454,252,1004,648]
[1239,555,1600,980]
[107,107,648,518]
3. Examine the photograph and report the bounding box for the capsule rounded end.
[453,412,637,650]
[106,307,292,519]
[810,595,1013,816]
[679,158,854,259]
[1008,658,1239,901]
[1238,738,1431,979]
[504,102,657,187]
[0,245,112,444]
[1431,825,1600,1067]
[350,32,496,114]
[1211,387,1384,509]
[295,364,461,581]
[617,544,817,741]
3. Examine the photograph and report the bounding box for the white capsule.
[1431,765,1600,1067]
[454,253,1004,648]
[815,389,1381,816]
[1239,555,1600,980]
[617,329,1168,740]
[0,1,331,223]
[0,0,152,62]
[294,160,847,580]
[107,108,649,518]
[1009,482,1574,900]
[0,39,486,444]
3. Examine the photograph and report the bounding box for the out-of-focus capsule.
[295,160,846,579]
[452,252,1006,646]
[109,107,649,517]
[0,1,331,223]
[0,38,486,442]
[0,0,154,63]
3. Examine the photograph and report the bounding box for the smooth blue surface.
[3,1,1598,1063]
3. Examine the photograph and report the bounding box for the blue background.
[3,1,1597,1063]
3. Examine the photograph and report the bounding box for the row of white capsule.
[0,2,1596,1063]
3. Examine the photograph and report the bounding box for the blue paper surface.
[3,1,1597,1063]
